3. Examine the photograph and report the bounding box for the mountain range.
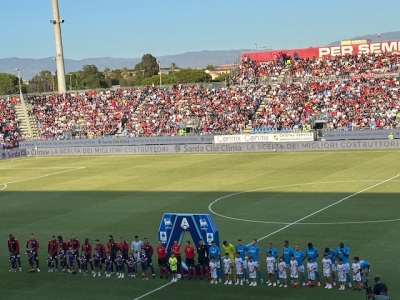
[2,31,400,79]
[0,50,249,80]
[328,30,400,45]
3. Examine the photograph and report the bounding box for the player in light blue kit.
[294,244,306,286]
[324,247,337,286]
[209,241,221,282]
[336,241,351,287]
[359,259,370,285]
[235,239,248,282]
[248,239,263,284]
[266,242,279,284]
[282,240,293,283]
[305,242,320,286]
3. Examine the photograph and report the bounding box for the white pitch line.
[133,175,399,300]
[1,167,85,186]
[255,173,400,242]
[0,167,85,170]
[208,180,392,224]
[0,183,7,191]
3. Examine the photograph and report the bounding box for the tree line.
[0,54,229,95]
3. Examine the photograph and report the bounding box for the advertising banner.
[24,140,400,157]
[323,129,400,141]
[0,148,27,160]
[19,135,214,148]
[214,132,314,144]
[242,40,400,61]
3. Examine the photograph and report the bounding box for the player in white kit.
[266,251,276,286]
[278,257,287,287]
[234,252,244,285]
[322,252,333,289]
[130,235,142,276]
[247,256,257,286]
[289,255,299,288]
[209,257,218,284]
[352,256,362,291]
[337,258,346,290]
[306,257,316,287]
[223,253,232,285]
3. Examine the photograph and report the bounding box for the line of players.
[8,233,371,291]
[8,234,159,279]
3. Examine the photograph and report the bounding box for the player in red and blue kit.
[93,248,101,277]
[127,252,136,278]
[59,249,67,274]
[104,252,112,277]
[107,235,119,274]
[67,234,81,273]
[116,250,125,278]
[141,238,155,278]
[48,236,58,271]
[140,248,149,280]
[9,252,17,272]
[26,244,36,273]
[79,250,88,275]
[8,234,21,271]
[47,254,54,272]
[67,247,77,274]
[81,238,94,274]
[26,234,40,272]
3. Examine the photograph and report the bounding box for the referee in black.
[197,239,210,280]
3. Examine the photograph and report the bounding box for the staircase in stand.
[14,104,40,139]
[243,67,289,134]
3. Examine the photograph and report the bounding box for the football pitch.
[1,150,399,300]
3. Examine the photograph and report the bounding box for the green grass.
[0,150,399,300]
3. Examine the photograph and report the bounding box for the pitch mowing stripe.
[133,174,399,300]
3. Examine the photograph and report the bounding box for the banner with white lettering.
[242,40,400,61]
[323,129,400,141]
[19,135,214,148]
[214,132,314,144]
[23,140,400,157]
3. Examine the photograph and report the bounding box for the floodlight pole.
[51,0,67,93]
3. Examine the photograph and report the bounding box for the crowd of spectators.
[28,89,143,139]
[126,84,270,136]
[230,56,284,84]
[28,85,271,138]
[252,76,400,131]
[288,52,400,79]
[7,51,400,141]
[0,98,20,150]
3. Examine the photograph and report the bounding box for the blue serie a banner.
[158,213,220,250]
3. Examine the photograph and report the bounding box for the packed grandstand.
[1,50,400,147]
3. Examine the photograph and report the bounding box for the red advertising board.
[242,40,400,61]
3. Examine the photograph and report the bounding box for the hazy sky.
[1,0,399,60]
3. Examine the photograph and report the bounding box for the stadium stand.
[27,85,271,138]
[0,97,21,149]
[8,51,400,140]
[251,76,400,132]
